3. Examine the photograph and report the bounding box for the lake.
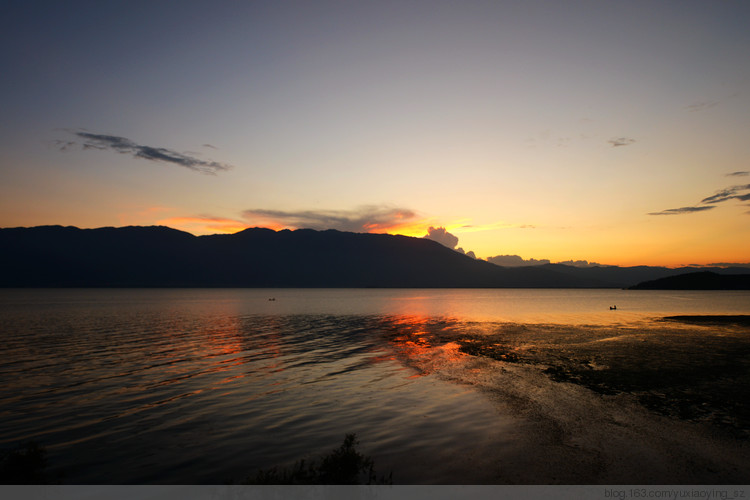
[1,288,749,484]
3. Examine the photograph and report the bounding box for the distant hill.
[535,263,703,289]
[1,225,748,288]
[629,271,750,290]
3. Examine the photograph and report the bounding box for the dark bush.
[243,434,391,485]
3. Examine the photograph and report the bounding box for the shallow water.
[1,289,749,484]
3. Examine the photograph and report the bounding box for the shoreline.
[392,330,750,484]
[661,315,750,326]
[387,316,750,449]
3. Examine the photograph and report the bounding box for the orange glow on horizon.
[156,208,524,249]
[157,216,252,235]
[151,214,748,269]
[382,219,527,239]
[364,218,436,237]
[159,215,437,238]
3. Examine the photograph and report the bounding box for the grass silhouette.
[0,435,392,484]
[242,433,391,485]
[0,442,49,484]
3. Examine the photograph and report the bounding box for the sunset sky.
[2,1,749,267]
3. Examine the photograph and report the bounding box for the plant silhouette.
[243,433,391,485]
[0,442,49,484]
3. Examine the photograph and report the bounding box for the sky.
[1,0,749,267]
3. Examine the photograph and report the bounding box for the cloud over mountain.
[557,259,605,268]
[486,255,551,267]
[423,226,476,258]
[241,206,418,233]
[56,130,233,175]
[485,255,604,268]
[423,227,458,249]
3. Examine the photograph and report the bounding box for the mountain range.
[629,271,750,290]
[1,225,748,288]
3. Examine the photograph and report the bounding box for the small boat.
[609,305,617,310]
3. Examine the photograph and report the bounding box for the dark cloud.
[202,143,218,149]
[486,255,605,268]
[486,255,550,267]
[649,183,750,216]
[701,189,734,205]
[648,206,715,216]
[726,171,749,177]
[242,206,417,233]
[58,131,233,175]
[557,259,604,268]
[608,137,636,147]
[53,140,77,151]
[700,184,750,204]
[685,101,718,112]
[425,228,599,266]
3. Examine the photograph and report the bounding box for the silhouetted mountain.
[0,225,598,288]
[536,263,749,288]
[629,271,750,290]
[1,226,748,288]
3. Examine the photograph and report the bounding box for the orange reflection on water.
[383,314,467,378]
[191,311,287,386]
[252,316,285,375]
[200,316,245,357]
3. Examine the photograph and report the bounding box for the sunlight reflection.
[381,314,468,378]
[200,315,245,356]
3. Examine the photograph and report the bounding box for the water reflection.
[378,315,468,378]
[2,289,750,484]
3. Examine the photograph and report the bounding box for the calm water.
[1,288,749,484]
